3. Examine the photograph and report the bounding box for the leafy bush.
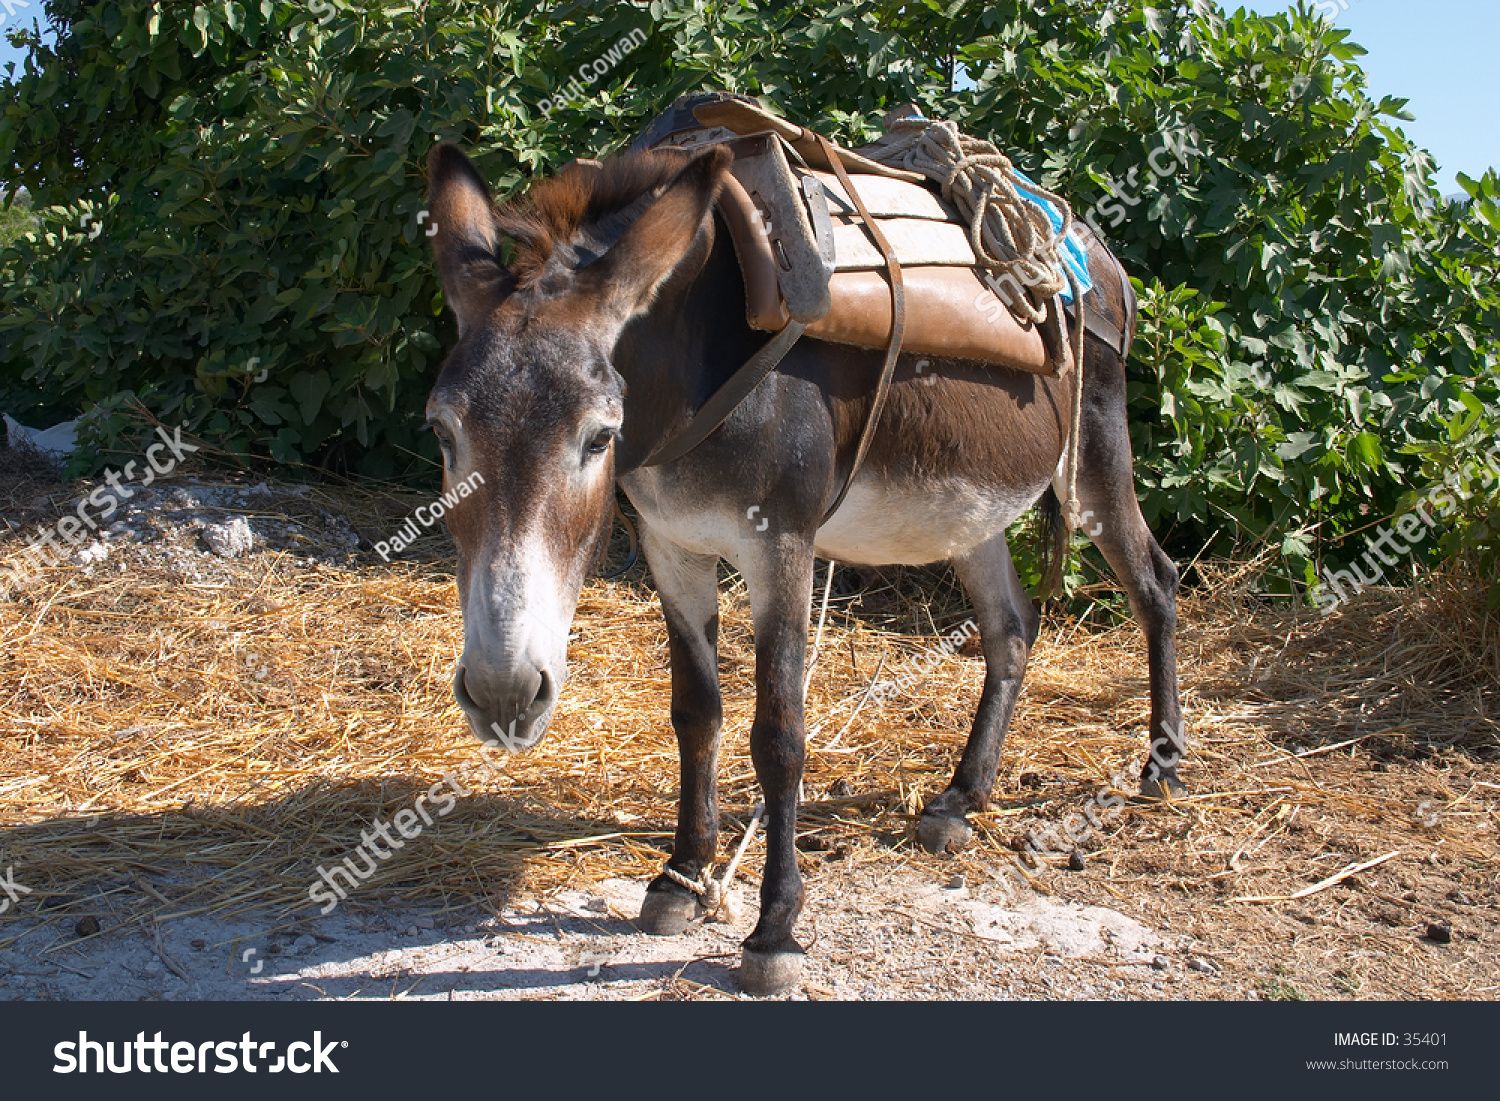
[1,0,1495,594]
[951,4,1499,594]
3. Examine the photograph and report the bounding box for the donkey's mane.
[493,149,694,289]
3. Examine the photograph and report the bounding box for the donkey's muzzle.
[453,661,558,751]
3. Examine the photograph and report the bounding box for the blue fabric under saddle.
[1009,170,1093,303]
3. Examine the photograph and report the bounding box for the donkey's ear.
[427,143,515,335]
[574,144,732,326]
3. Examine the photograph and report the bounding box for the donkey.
[423,138,1184,995]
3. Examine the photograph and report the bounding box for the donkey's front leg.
[738,541,816,996]
[638,530,725,935]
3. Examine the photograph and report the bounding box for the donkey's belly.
[814,475,1043,566]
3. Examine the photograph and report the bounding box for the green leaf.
[288,370,332,426]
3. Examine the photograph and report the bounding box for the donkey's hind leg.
[917,532,1039,854]
[1068,385,1185,797]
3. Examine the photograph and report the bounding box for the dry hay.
[0,495,1496,998]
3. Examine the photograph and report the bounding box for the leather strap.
[641,128,910,510]
[815,133,905,524]
[1063,297,1127,358]
[641,319,807,468]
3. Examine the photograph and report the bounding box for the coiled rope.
[865,114,1090,531]
[866,116,1075,324]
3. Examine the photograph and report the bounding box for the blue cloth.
[1010,170,1093,303]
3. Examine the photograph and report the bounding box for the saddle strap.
[642,128,910,521]
[816,133,906,525]
[1064,298,1127,358]
[640,319,808,468]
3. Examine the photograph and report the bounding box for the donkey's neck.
[610,218,763,472]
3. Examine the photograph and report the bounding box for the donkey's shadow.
[0,779,744,1000]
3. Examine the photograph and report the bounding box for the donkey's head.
[424,141,729,751]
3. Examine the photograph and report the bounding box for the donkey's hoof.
[638,889,701,935]
[1139,773,1187,800]
[739,947,804,996]
[917,813,973,854]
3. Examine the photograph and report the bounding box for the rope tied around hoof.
[661,862,723,913]
[658,800,764,924]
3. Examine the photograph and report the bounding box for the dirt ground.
[0,471,1495,1000]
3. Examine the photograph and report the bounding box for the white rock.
[3,413,77,458]
[70,541,109,567]
[961,897,1161,959]
[201,516,253,557]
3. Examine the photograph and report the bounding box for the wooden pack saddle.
[630,91,1075,377]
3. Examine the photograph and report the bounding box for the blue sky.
[2,2,1495,196]
[1240,0,1500,196]
[0,4,38,78]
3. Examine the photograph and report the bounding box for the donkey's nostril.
[531,668,558,714]
[452,659,559,749]
[453,665,479,712]
[455,661,546,715]
[507,668,543,718]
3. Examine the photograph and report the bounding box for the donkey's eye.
[585,430,614,457]
[426,420,455,465]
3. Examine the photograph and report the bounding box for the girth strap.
[641,319,808,469]
[815,133,906,525]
